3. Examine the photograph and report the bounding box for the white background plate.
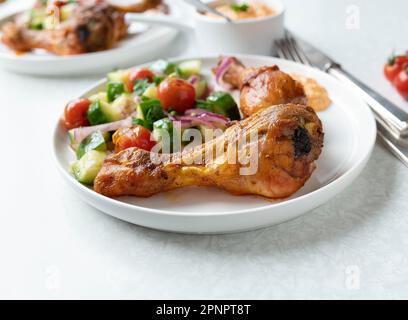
[0,1,179,76]
[53,55,376,234]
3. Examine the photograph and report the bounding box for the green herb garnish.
[153,75,165,86]
[133,79,149,96]
[132,117,145,127]
[150,60,177,75]
[231,3,249,12]
[76,130,106,160]
[138,99,165,130]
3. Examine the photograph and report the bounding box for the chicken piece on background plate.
[1,1,128,55]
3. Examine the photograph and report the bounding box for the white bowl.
[126,0,285,55]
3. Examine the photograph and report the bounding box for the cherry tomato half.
[157,77,196,113]
[112,126,156,153]
[384,55,408,83]
[127,68,155,92]
[64,98,91,129]
[394,69,408,101]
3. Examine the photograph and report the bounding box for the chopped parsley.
[133,79,149,96]
[137,99,165,130]
[231,3,249,12]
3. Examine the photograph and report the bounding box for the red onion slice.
[173,119,194,129]
[71,114,136,144]
[185,108,229,121]
[188,75,200,85]
[176,110,229,129]
[132,94,141,105]
[215,57,234,90]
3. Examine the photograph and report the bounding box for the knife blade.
[296,37,408,135]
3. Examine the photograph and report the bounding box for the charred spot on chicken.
[293,127,312,158]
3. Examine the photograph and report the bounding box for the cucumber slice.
[107,93,137,121]
[89,92,108,103]
[194,80,208,99]
[60,3,77,21]
[43,15,57,30]
[178,60,202,77]
[204,91,241,120]
[150,60,177,75]
[88,95,123,123]
[98,100,118,122]
[136,104,145,121]
[71,150,106,185]
[69,129,112,152]
[107,82,125,102]
[76,130,107,160]
[87,100,108,125]
[29,8,46,30]
[91,94,135,123]
[68,129,79,151]
[107,70,130,85]
[152,118,174,152]
[142,85,158,100]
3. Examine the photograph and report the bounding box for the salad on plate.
[63,58,241,185]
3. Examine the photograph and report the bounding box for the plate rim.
[53,54,377,217]
[0,27,177,62]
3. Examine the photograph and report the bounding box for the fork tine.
[282,30,303,63]
[275,39,288,60]
[276,38,294,61]
[275,32,300,63]
[285,30,311,66]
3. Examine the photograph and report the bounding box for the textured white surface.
[1,0,408,299]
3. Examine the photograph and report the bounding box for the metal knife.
[296,37,408,136]
[377,118,408,168]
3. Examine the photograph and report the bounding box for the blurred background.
[2,0,406,107]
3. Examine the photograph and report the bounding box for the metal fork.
[276,30,408,167]
[276,31,312,66]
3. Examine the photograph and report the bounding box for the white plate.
[53,55,376,234]
[0,2,179,76]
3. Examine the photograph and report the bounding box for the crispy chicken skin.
[94,104,323,199]
[213,57,307,117]
[240,66,307,117]
[1,3,127,55]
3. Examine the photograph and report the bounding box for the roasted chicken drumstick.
[1,2,127,55]
[213,57,307,117]
[94,104,323,198]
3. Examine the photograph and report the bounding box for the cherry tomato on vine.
[394,68,408,101]
[384,54,408,83]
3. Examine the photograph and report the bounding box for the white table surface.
[1,0,408,299]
